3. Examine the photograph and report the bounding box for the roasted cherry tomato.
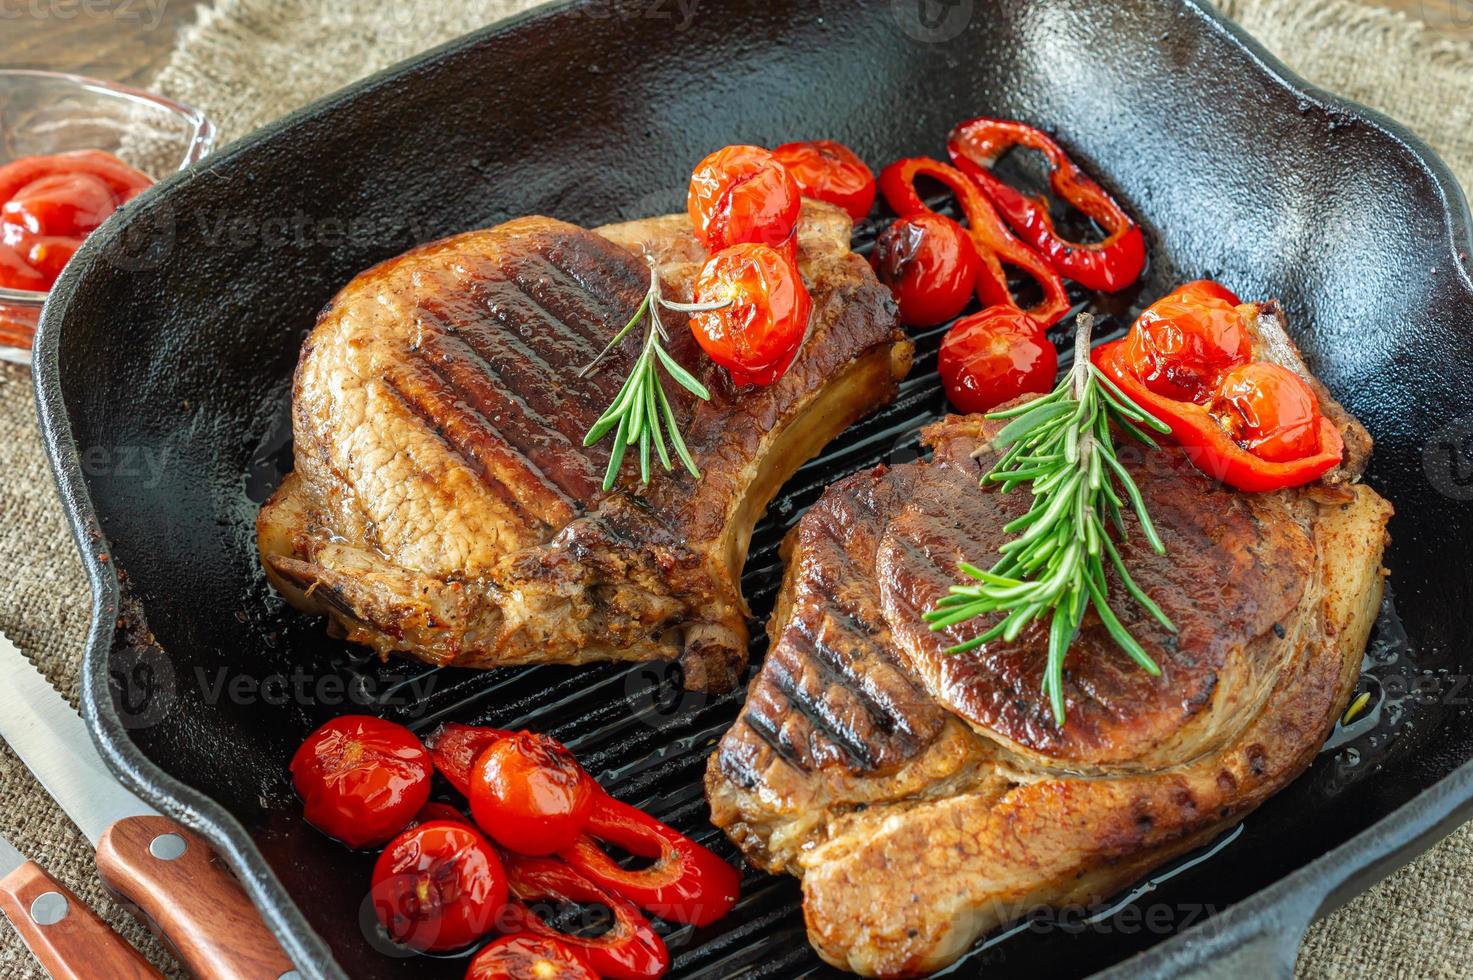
[1210,361,1324,462]
[371,821,508,952]
[427,723,513,797]
[466,934,599,980]
[290,715,432,849]
[770,139,876,223]
[470,732,596,856]
[870,213,981,328]
[938,307,1058,414]
[1120,282,1251,403]
[690,242,812,386]
[687,144,802,252]
[1172,279,1242,307]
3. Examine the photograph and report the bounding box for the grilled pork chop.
[707,304,1392,976]
[257,202,911,690]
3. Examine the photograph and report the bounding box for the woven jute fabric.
[2,0,1470,976]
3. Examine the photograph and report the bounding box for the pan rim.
[29,1,1473,977]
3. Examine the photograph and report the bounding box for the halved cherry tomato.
[561,793,741,926]
[1210,361,1324,462]
[290,715,432,849]
[770,139,876,223]
[371,821,508,952]
[470,732,596,856]
[466,934,599,980]
[690,242,812,386]
[1120,282,1251,403]
[871,212,981,328]
[501,855,669,980]
[938,307,1058,414]
[687,145,802,252]
[426,723,513,797]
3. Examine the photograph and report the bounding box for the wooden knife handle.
[0,859,163,980]
[96,815,296,980]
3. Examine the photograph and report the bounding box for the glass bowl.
[0,70,216,365]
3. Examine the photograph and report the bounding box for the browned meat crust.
[257,202,912,690]
[707,313,1392,975]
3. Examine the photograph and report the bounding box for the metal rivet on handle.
[148,833,187,861]
[29,892,68,925]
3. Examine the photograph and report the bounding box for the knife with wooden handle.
[0,634,299,980]
[0,830,162,979]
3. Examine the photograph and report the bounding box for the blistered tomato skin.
[687,145,802,252]
[770,139,876,223]
[289,715,432,849]
[1121,284,1251,403]
[370,821,508,952]
[691,242,812,387]
[938,308,1058,414]
[871,213,981,328]
[470,732,596,856]
[466,934,599,980]
[1211,361,1324,462]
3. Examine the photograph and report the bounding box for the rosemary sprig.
[924,313,1177,727]
[581,263,725,491]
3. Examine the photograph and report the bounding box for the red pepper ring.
[948,117,1146,293]
[1094,340,1344,492]
[560,793,741,927]
[500,854,671,980]
[424,722,512,798]
[876,156,1072,328]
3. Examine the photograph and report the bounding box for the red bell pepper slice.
[424,722,512,797]
[877,156,1071,328]
[1094,340,1344,492]
[560,793,741,927]
[948,117,1146,293]
[501,854,670,980]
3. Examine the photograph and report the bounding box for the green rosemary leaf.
[927,312,1176,728]
[582,267,713,487]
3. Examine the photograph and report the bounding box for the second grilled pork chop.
[257,202,911,690]
[708,306,1392,975]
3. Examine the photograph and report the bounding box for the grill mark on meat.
[539,231,652,314]
[464,269,604,362]
[768,626,881,771]
[418,293,606,440]
[500,250,632,346]
[739,712,808,775]
[377,371,536,525]
[418,331,603,507]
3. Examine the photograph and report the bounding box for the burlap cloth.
[2,0,1470,976]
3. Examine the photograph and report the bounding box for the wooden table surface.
[0,0,1466,89]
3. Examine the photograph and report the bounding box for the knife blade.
[0,634,298,980]
[0,828,163,979]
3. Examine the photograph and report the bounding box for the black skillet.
[32,0,1473,976]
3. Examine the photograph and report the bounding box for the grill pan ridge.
[31,1,1473,978]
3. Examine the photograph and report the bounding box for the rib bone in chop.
[257,201,911,691]
[707,304,1392,975]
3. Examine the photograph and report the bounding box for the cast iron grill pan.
[33,1,1473,978]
